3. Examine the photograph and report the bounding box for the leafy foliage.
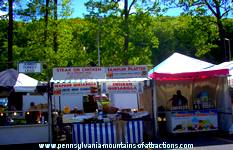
[0,0,232,80]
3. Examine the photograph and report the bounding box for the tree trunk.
[44,0,49,45]
[217,18,227,62]
[215,1,227,61]
[54,0,58,52]
[8,0,13,68]
[123,0,129,65]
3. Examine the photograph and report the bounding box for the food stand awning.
[50,78,149,83]
[148,52,229,80]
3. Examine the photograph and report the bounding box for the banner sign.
[101,82,143,94]
[53,83,97,95]
[106,65,147,79]
[53,67,106,80]
[169,109,218,133]
[18,62,42,73]
[53,65,148,80]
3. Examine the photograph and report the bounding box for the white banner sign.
[53,83,97,95]
[53,67,106,80]
[101,82,143,94]
[106,65,147,79]
[18,62,42,73]
[169,110,218,133]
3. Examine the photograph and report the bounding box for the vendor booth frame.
[149,53,233,136]
[51,65,150,144]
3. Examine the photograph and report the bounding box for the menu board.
[101,82,143,94]
[106,66,147,79]
[53,65,148,80]
[53,83,97,95]
[53,67,106,80]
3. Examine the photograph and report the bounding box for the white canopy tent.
[209,61,233,87]
[148,52,214,78]
[14,73,39,92]
[0,69,39,93]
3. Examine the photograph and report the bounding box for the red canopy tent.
[148,53,229,80]
[148,53,232,135]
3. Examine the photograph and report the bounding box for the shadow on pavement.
[151,130,233,148]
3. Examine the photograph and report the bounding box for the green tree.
[85,0,158,65]
[163,0,233,61]
[11,0,73,79]
[151,15,219,64]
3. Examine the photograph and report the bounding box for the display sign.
[101,82,143,94]
[18,62,42,73]
[53,82,97,95]
[53,67,106,80]
[53,65,148,80]
[106,65,147,79]
[168,109,218,133]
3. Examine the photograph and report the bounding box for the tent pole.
[137,93,140,110]
[152,80,158,137]
[97,81,103,111]
[48,82,53,143]
[46,64,53,144]
[59,96,61,112]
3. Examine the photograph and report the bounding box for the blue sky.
[3,0,230,19]
[70,0,182,18]
[70,0,89,18]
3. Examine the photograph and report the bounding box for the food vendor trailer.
[148,53,232,135]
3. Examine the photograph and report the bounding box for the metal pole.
[97,17,101,66]
[59,96,61,112]
[97,16,102,109]
[97,81,103,111]
[45,64,53,144]
[48,82,53,143]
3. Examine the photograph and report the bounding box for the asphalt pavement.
[1,131,233,150]
[153,131,233,150]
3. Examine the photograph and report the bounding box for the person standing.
[169,90,188,109]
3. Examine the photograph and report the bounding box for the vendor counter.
[72,120,143,144]
[166,109,218,133]
[62,111,148,144]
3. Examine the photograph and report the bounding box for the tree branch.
[129,12,137,15]
[204,0,218,17]
[221,9,230,18]
[128,0,137,13]
[112,0,121,6]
